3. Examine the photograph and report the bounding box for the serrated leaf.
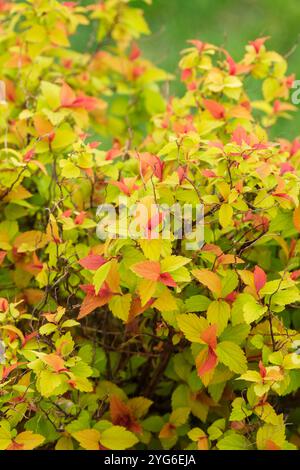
[177,314,208,343]
[93,261,112,295]
[217,432,250,450]
[100,426,138,450]
[109,294,132,322]
[216,341,247,374]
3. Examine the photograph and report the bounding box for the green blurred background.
[137,0,300,139]
[78,0,300,139]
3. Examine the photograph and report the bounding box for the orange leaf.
[192,269,222,297]
[196,347,218,378]
[217,254,244,265]
[203,99,225,119]
[159,423,176,439]
[60,82,76,107]
[110,395,142,433]
[42,353,66,373]
[78,292,112,319]
[253,266,267,293]
[0,251,6,266]
[200,324,217,350]
[265,439,281,451]
[293,206,300,232]
[131,261,161,281]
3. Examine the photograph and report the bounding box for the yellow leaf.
[55,436,74,450]
[72,429,101,450]
[14,231,49,253]
[0,424,12,450]
[219,204,233,228]
[206,300,230,334]
[138,279,157,306]
[192,269,222,297]
[15,431,45,450]
[100,426,138,450]
[152,288,178,312]
[177,314,208,343]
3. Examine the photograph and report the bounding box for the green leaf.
[60,161,80,179]
[169,407,190,427]
[217,432,250,450]
[206,300,230,334]
[220,324,250,345]
[109,294,132,322]
[160,256,191,273]
[93,261,112,295]
[142,416,164,432]
[100,426,138,450]
[176,314,207,343]
[185,295,211,312]
[37,370,64,397]
[61,320,80,328]
[39,323,57,336]
[221,270,238,298]
[216,341,247,374]
[230,398,252,421]
[243,295,267,324]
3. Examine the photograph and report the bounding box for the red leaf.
[159,272,177,288]
[72,93,98,111]
[110,177,139,196]
[0,251,6,266]
[259,360,267,378]
[291,270,300,280]
[197,347,218,377]
[203,99,225,119]
[254,265,267,293]
[249,36,270,54]
[23,148,35,163]
[181,68,192,81]
[188,39,206,53]
[177,165,187,184]
[62,209,72,218]
[74,211,86,225]
[280,162,294,175]
[202,169,216,178]
[129,42,141,61]
[225,54,237,75]
[0,298,8,312]
[78,254,106,271]
[231,125,251,146]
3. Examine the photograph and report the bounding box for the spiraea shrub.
[1,0,300,451]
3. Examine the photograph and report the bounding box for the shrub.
[0,0,300,451]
